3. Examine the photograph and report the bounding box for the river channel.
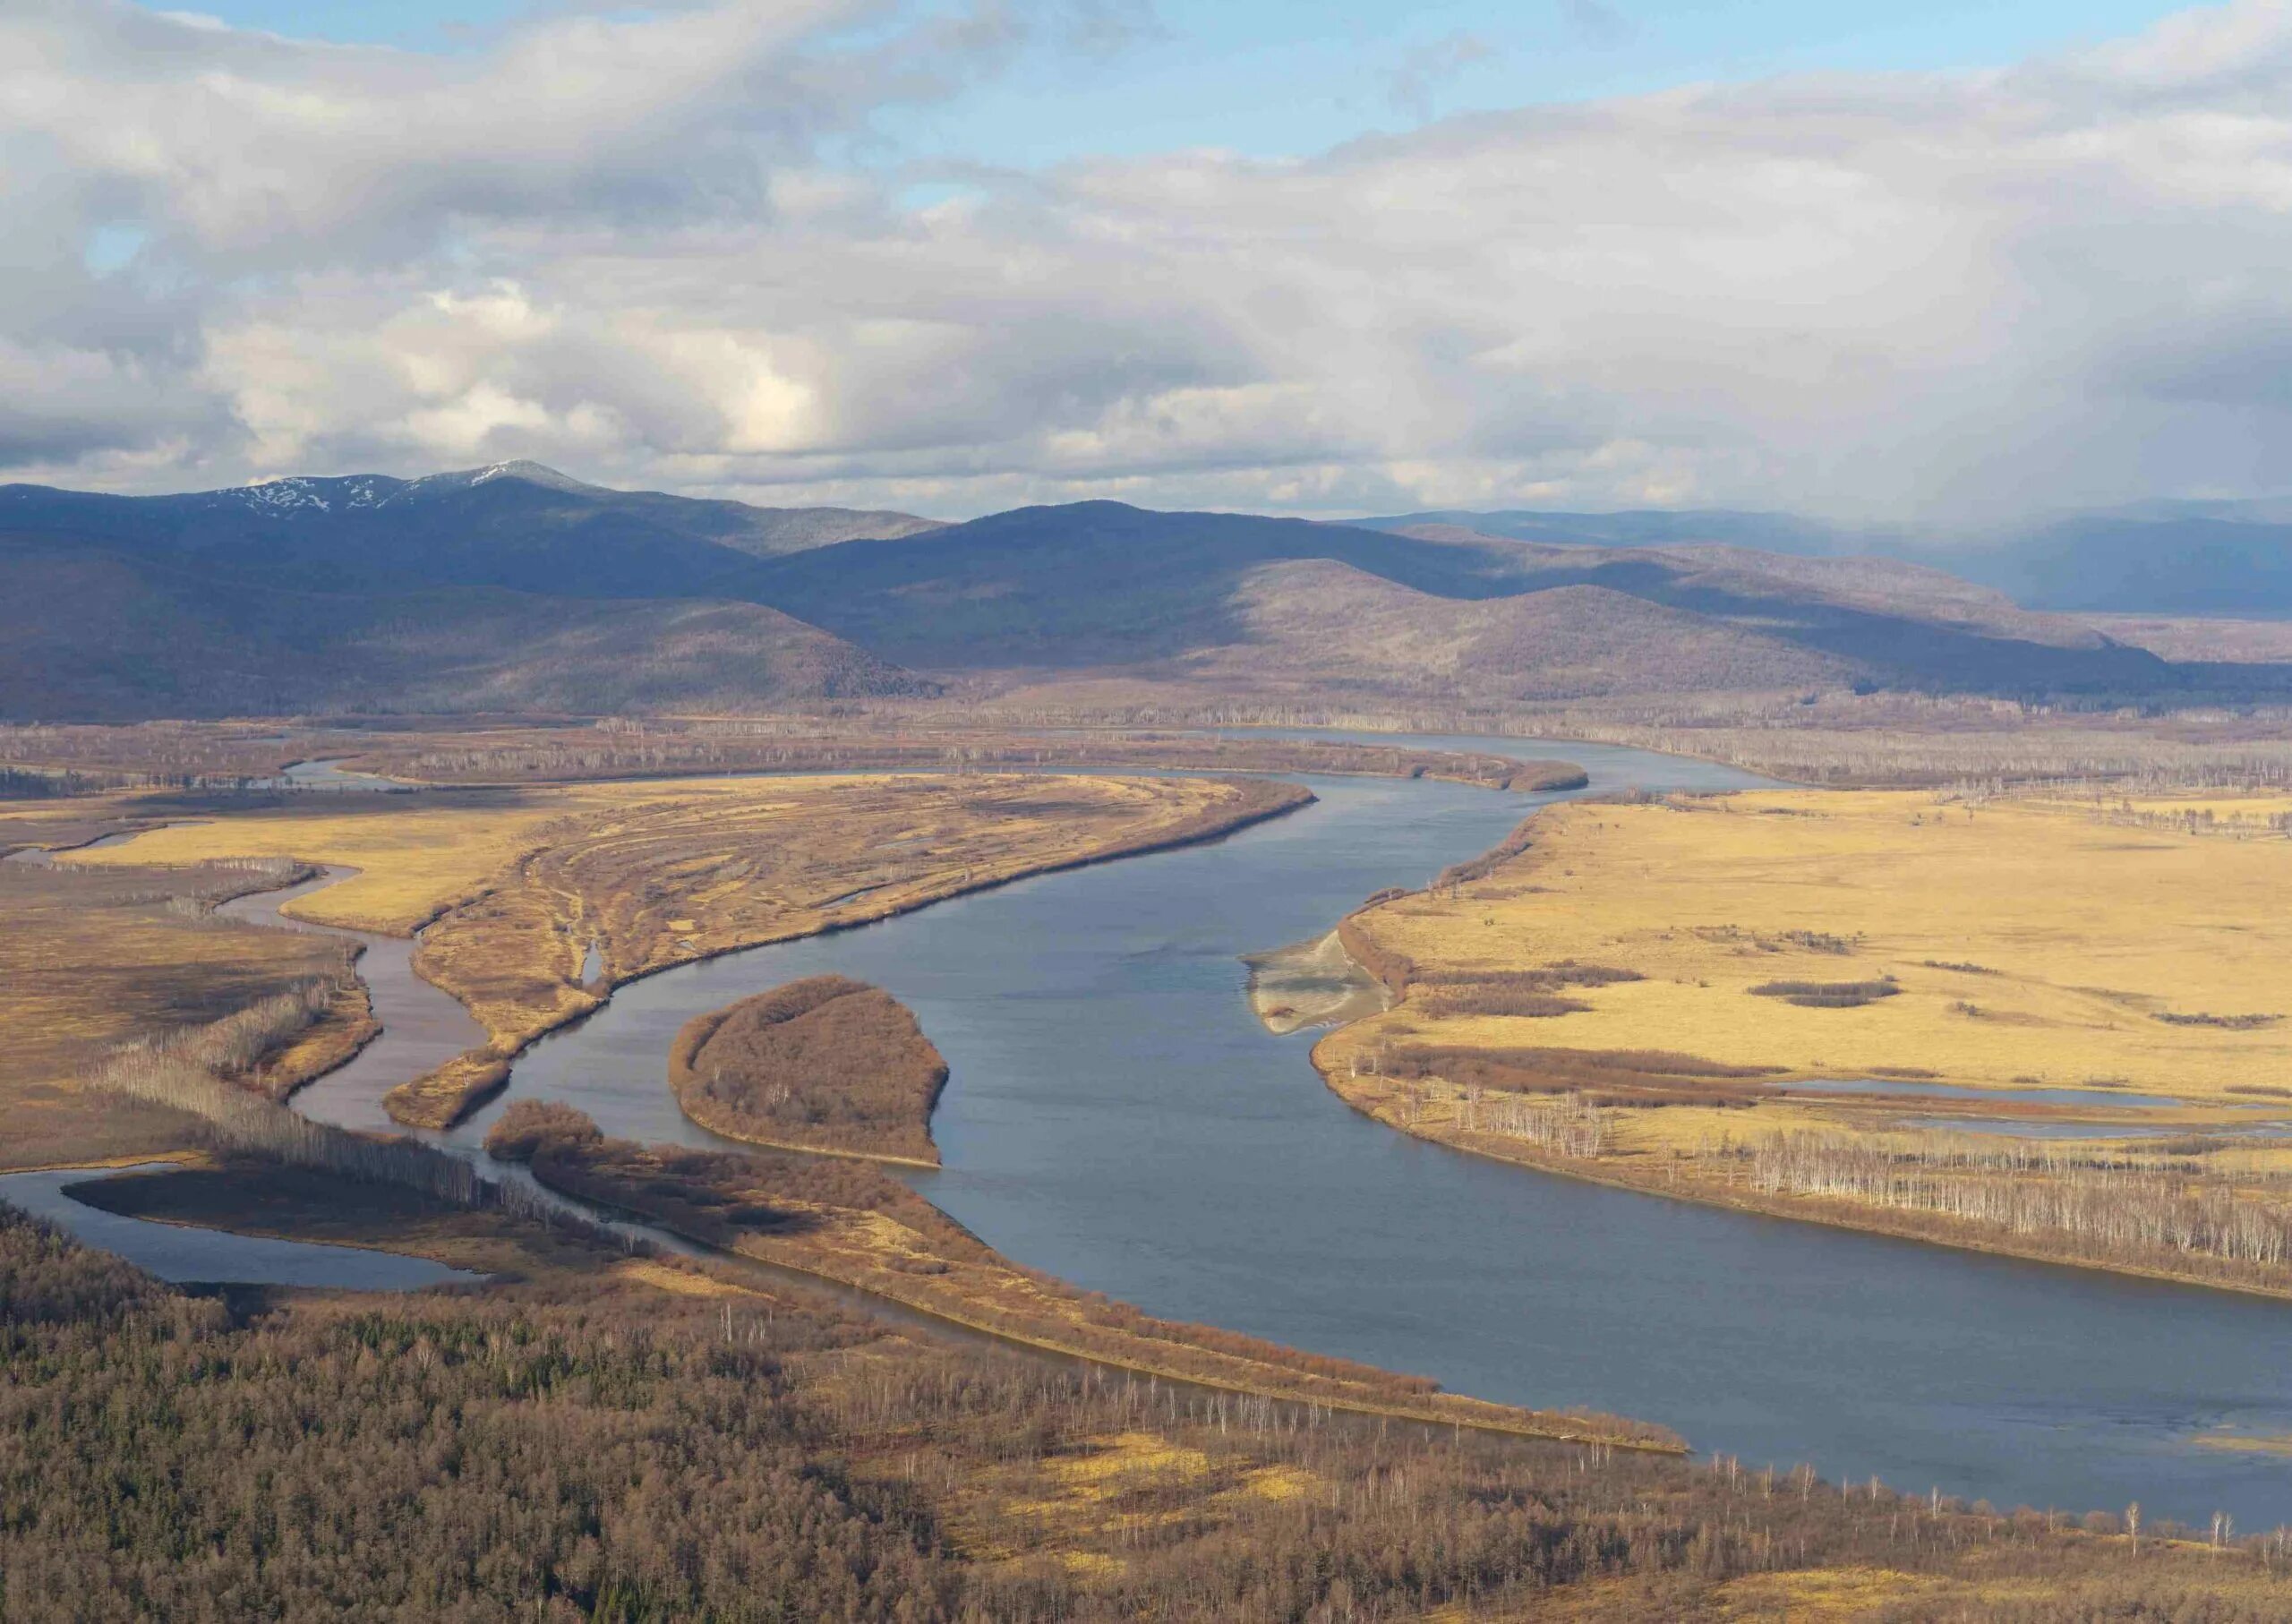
[244,731,2292,1525]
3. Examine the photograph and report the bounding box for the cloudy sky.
[7,0,2290,523]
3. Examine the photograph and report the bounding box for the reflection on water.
[261,758,412,792]
[0,1165,476,1290]
[1901,1116,2292,1141]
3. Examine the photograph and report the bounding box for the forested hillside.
[0,539,933,718]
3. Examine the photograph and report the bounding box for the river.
[213,731,2292,1526]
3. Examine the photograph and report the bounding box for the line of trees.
[109,975,346,1089]
[1749,1132,2292,1274]
[368,724,1580,793]
[91,1041,625,1246]
[1480,1091,1612,1157]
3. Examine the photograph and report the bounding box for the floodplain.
[1321,785,2292,1295]
[56,771,1308,1126]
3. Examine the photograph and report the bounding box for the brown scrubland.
[324,719,1586,791]
[0,844,363,1170]
[961,688,2292,790]
[11,1192,2292,1620]
[0,722,320,789]
[14,694,2292,798]
[671,977,949,1165]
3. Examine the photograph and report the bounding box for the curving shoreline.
[1241,931,1391,1036]
[487,1111,1681,1452]
[384,775,1320,1130]
[1306,798,2292,1305]
[668,977,948,1167]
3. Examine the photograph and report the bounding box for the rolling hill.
[1987,511,2292,613]
[753,502,2197,701]
[1201,565,1858,702]
[1363,502,2292,617]
[1356,508,1895,556]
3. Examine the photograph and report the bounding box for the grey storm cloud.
[6,0,2292,521]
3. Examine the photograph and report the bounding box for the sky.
[6,0,2292,523]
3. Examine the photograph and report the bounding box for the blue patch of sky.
[179,0,2196,167]
[82,223,149,278]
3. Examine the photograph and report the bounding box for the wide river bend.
[264,731,2292,1527]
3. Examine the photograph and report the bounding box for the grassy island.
[671,976,948,1166]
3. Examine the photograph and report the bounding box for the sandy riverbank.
[1241,931,1391,1036]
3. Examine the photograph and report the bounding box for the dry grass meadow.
[1322,786,2292,1294]
[1340,788,2292,1104]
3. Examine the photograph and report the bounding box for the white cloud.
[5,0,2292,523]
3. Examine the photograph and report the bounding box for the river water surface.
[265,731,2292,1527]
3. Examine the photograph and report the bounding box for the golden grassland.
[1343,789,2292,1107]
[64,773,1305,1127]
[60,784,607,935]
[1319,786,2292,1295]
[931,1428,1319,1573]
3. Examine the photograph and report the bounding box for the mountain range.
[1360,503,2292,616]
[4,462,2286,721]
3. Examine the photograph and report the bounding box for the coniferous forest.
[10,1197,2292,1621]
